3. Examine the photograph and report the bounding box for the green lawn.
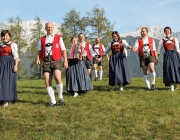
[0,78,180,140]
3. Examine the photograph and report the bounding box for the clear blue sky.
[1,0,180,34]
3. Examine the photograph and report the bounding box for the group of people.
[0,21,180,107]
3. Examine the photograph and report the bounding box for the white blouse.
[157,37,180,54]
[0,42,19,60]
[103,40,129,55]
[77,41,96,57]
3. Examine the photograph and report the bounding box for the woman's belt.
[0,53,12,56]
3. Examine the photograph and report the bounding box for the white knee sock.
[144,75,150,89]
[99,71,103,80]
[46,86,56,104]
[170,84,174,92]
[94,70,98,77]
[150,71,156,84]
[56,84,63,99]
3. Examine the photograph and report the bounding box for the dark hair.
[1,30,11,37]
[112,31,120,41]
[164,26,172,33]
[78,33,84,38]
[70,37,77,42]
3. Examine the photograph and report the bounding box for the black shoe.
[94,77,98,81]
[114,86,119,91]
[145,88,151,91]
[48,102,56,107]
[59,99,66,106]
[151,84,155,90]
[174,84,178,90]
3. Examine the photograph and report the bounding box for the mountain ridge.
[0,20,178,78]
[1,20,180,41]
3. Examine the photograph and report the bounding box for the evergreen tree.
[59,9,88,48]
[6,16,27,79]
[86,5,114,43]
[27,16,44,79]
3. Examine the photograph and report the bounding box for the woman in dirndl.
[66,37,93,97]
[157,26,180,91]
[103,31,132,91]
[0,30,19,106]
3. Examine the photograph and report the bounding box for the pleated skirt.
[109,52,130,86]
[163,50,180,86]
[66,60,93,92]
[0,56,17,101]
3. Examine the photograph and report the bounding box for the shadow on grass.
[17,90,47,95]
[17,86,71,95]
[17,99,45,105]
[93,85,169,91]
[18,86,45,89]
[17,98,73,107]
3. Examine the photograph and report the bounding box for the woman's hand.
[132,47,137,52]
[13,65,18,72]
[154,59,158,65]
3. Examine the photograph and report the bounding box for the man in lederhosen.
[77,33,96,78]
[132,27,158,90]
[92,37,109,81]
[36,22,68,107]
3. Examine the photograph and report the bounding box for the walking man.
[36,22,68,107]
[132,27,158,90]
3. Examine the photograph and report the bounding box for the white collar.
[46,33,54,37]
[142,37,148,40]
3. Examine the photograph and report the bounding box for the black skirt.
[66,60,93,92]
[109,52,130,86]
[0,56,17,101]
[163,50,180,86]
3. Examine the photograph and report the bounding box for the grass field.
[0,78,180,140]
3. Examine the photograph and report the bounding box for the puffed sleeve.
[175,38,180,53]
[157,39,163,54]
[103,42,111,55]
[11,43,20,60]
[122,40,130,48]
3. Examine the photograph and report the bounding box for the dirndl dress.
[163,49,180,86]
[109,52,130,86]
[66,59,93,93]
[0,55,17,101]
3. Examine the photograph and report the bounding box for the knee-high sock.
[56,84,63,99]
[94,70,98,77]
[144,75,150,89]
[99,70,103,80]
[150,71,156,84]
[170,84,174,91]
[46,86,56,104]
